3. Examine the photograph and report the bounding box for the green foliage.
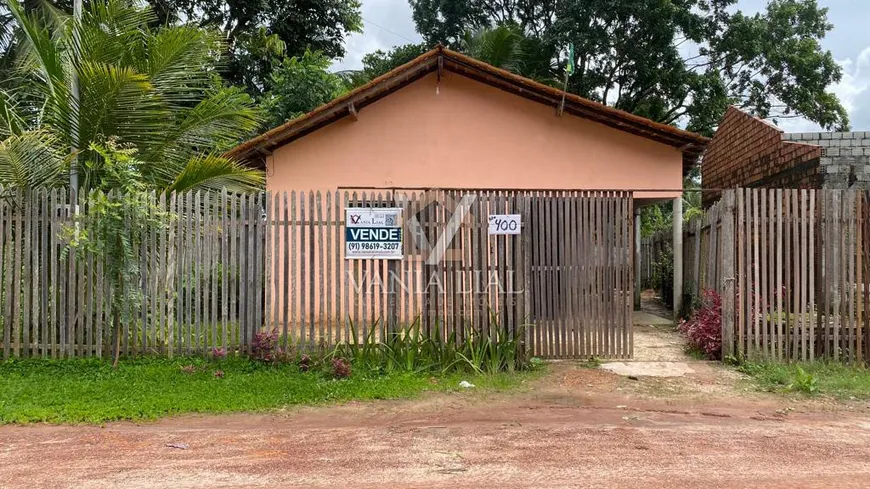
[408,0,848,134]
[738,361,870,399]
[410,0,488,47]
[0,0,263,194]
[789,366,819,394]
[641,204,672,238]
[334,314,529,375]
[65,142,171,364]
[461,25,527,73]
[461,25,555,81]
[261,50,347,128]
[0,356,535,424]
[145,0,362,96]
[338,43,430,89]
[651,243,674,306]
[577,357,601,368]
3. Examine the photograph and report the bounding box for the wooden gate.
[526,191,634,359]
[339,189,634,360]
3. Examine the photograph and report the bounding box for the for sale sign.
[345,207,403,259]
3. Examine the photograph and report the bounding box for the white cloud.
[775,46,870,132]
[832,47,870,129]
[331,0,422,72]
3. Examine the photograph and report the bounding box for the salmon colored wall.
[266,72,683,199]
[263,72,684,331]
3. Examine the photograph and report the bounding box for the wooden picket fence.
[644,189,870,363]
[262,189,530,351]
[641,189,870,364]
[525,191,633,359]
[259,188,633,360]
[0,188,633,359]
[0,189,267,358]
[729,188,870,363]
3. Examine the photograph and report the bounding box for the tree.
[261,50,347,128]
[2,0,270,366]
[67,141,169,367]
[147,0,363,96]
[460,24,554,81]
[0,0,263,194]
[410,0,487,47]
[336,43,429,89]
[409,0,849,135]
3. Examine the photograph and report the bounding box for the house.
[229,46,707,202]
[702,106,870,206]
[228,46,710,355]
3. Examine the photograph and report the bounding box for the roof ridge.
[227,47,709,162]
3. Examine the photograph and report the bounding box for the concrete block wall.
[781,132,870,190]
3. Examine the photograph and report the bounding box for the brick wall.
[702,107,821,206]
[782,132,870,190]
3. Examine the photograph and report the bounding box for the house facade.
[228,47,709,350]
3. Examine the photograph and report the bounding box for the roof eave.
[227,46,710,173]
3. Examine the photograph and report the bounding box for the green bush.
[331,313,528,375]
[652,243,674,306]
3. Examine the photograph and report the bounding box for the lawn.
[0,356,540,424]
[738,361,870,400]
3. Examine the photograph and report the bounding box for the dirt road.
[3,325,870,488]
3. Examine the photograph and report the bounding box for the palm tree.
[0,0,263,194]
[460,25,527,73]
[460,25,557,83]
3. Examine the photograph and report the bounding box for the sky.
[333,0,870,132]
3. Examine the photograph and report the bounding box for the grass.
[738,361,870,399]
[683,345,709,360]
[0,356,543,425]
[575,357,602,368]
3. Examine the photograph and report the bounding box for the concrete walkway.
[606,291,694,376]
[632,311,674,326]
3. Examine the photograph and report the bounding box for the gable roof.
[228,45,709,173]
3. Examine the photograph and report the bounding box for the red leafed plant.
[331,358,351,379]
[678,290,722,360]
[251,330,279,363]
[298,354,312,372]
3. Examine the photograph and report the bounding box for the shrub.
[678,289,722,359]
[298,354,312,372]
[333,314,528,375]
[788,366,818,394]
[331,358,351,379]
[251,330,279,363]
[651,243,674,306]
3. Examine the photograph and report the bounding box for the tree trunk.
[111,274,124,368]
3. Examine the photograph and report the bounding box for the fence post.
[634,208,641,310]
[721,190,736,359]
[672,196,683,318]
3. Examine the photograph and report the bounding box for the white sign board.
[488,214,521,235]
[345,207,403,259]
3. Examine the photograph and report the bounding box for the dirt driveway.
[3,327,870,489]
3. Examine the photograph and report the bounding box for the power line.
[361,16,418,44]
